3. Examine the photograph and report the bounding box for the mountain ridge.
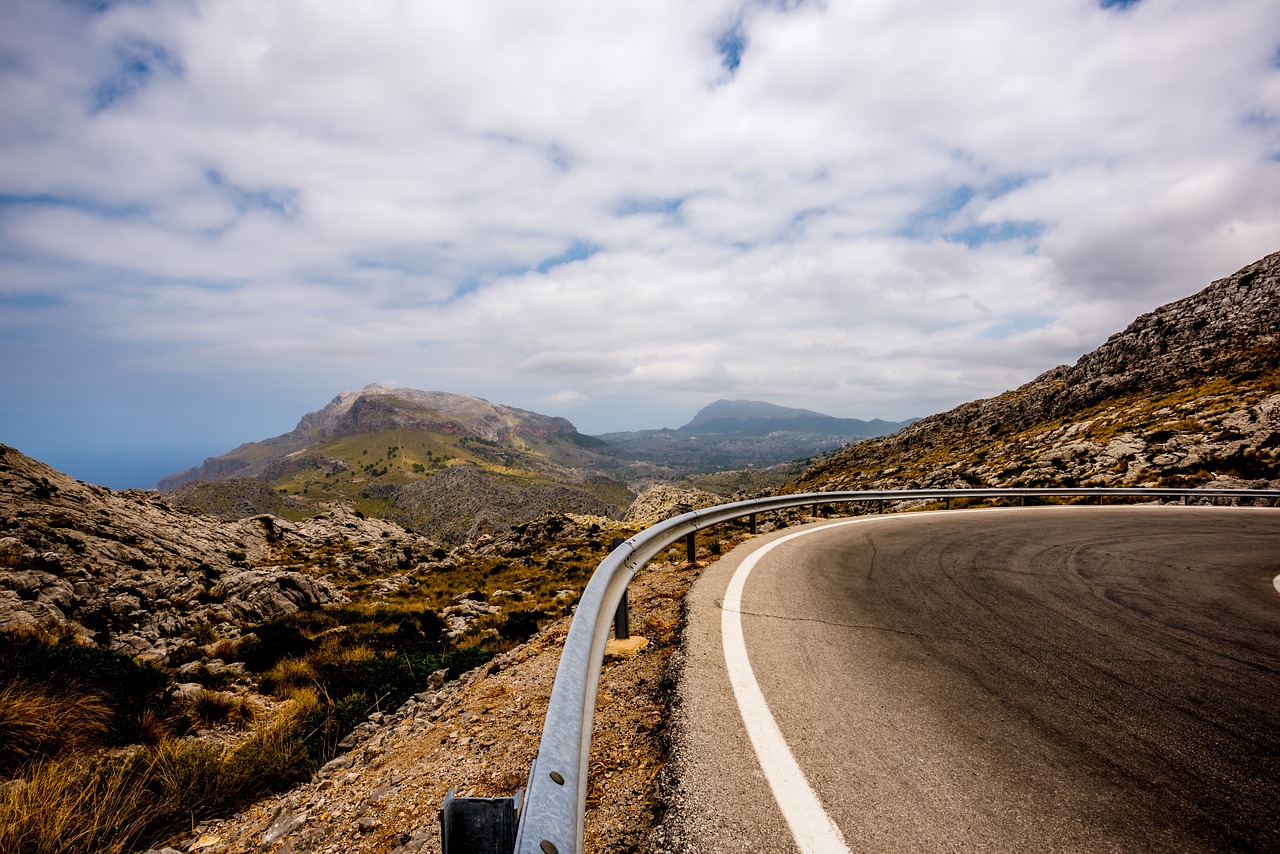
[680,398,912,437]
[796,250,1280,494]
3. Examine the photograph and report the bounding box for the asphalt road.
[658,506,1280,853]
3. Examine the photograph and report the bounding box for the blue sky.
[1,0,1278,488]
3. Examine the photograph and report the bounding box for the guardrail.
[441,487,1280,853]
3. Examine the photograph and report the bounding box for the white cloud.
[1,0,1278,482]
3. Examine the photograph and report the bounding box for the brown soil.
[172,554,711,854]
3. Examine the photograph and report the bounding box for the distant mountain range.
[597,400,914,471]
[155,387,899,543]
[3,250,1275,654]
[134,249,1280,542]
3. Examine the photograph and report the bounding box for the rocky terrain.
[0,445,709,669]
[797,251,1280,495]
[0,445,393,661]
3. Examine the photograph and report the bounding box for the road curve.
[654,506,1280,853]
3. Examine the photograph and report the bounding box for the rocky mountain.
[598,400,914,474]
[796,250,1280,494]
[159,386,630,544]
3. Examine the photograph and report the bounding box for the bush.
[498,609,547,643]
[188,690,254,729]
[237,622,315,672]
[258,656,320,697]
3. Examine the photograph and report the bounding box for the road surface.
[655,506,1280,852]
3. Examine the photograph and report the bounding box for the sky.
[2,0,1278,489]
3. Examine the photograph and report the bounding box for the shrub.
[498,609,547,643]
[258,657,319,698]
[237,622,315,672]
[188,690,255,729]
[0,713,314,854]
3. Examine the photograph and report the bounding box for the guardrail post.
[878,498,885,514]
[686,532,697,564]
[945,498,952,510]
[749,513,757,534]
[613,590,630,640]
[440,788,520,854]
[610,538,629,640]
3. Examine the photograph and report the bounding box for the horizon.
[3,1,1278,489]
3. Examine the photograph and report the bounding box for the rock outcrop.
[0,445,443,660]
[623,484,723,527]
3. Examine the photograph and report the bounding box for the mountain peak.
[683,399,827,429]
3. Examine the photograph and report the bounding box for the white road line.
[1273,573,1280,597]
[720,518,870,854]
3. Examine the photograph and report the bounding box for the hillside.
[797,251,1280,494]
[599,399,914,474]
[159,386,631,544]
[0,442,734,853]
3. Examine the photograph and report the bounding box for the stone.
[261,810,309,846]
[605,636,649,660]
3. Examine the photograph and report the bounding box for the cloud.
[1,0,1278,485]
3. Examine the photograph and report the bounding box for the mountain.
[682,399,908,437]
[598,400,914,474]
[795,250,1280,494]
[158,386,628,544]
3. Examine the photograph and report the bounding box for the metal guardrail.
[442,487,1280,853]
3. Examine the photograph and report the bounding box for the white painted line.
[1273,573,1280,598]
[721,518,872,854]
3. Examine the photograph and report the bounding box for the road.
[655,506,1280,853]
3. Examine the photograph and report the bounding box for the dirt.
[170,554,711,854]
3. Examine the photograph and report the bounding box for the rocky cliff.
[797,251,1280,493]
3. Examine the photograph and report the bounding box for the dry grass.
[188,690,255,730]
[0,706,314,854]
[257,656,319,698]
[0,682,112,774]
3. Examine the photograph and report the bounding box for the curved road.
[659,506,1280,852]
